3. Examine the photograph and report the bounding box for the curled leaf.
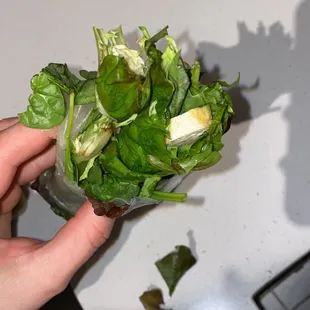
[96,55,145,120]
[18,72,66,129]
[162,36,190,117]
[139,288,165,310]
[79,69,97,80]
[42,63,82,93]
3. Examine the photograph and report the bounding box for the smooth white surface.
[1,0,310,309]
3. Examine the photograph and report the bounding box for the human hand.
[0,118,114,310]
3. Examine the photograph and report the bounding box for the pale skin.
[0,117,115,310]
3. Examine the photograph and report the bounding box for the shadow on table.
[183,0,310,228]
[279,0,310,226]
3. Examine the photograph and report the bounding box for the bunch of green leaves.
[18,63,98,181]
[88,26,237,205]
[18,64,97,129]
[93,26,150,120]
[18,24,238,217]
[79,26,189,206]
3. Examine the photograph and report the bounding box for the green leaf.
[179,145,213,173]
[139,288,165,310]
[117,127,154,173]
[117,104,173,174]
[128,109,172,163]
[96,55,146,120]
[100,142,156,183]
[75,79,96,105]
[167,145,179,159]
[87,159,103,184]
[177,144,193,161]
[100,142,139,179]
[147,46,174,118]
[193,151,222,171]
[155,245,197,296]
[140,176,161,198]
[42,63,82,93]
[147,155,177,175]
[79,69,97,80]
[79,155,98,181]
[162,36,190,117]
[140,73,152,109]
[180,62,214,113]
[144,26,169,52]
[82,174,140,202]
[18,72,66,129]
[181,82,223,114]
[75,160,88,181]
[167,54,190,117]
[138,26,175,118]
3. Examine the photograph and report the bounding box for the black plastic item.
[40,284,83,310]
[253,250,310,310]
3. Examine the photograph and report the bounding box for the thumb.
[37,201,114,292]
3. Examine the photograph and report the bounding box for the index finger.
[0,122,58,197]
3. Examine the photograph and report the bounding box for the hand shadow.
[181,0,310,228]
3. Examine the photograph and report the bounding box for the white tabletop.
[1,0,310,309]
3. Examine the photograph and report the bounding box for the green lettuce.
[19,24,238,218]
